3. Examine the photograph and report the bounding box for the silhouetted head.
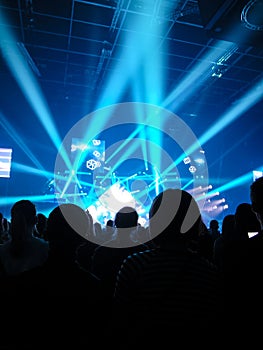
[9,200,38,256]
[209,219,219,231]
[11,200,37,228]
[10,200,37,241]
[36,213,47,225]
[106,219,114,227]
[250,176,263,227]
[114,206,138,229]
[47,203,89,257]
[221,214,235,239]
[235,202,261,238]
[0,212,3,232]
[149,188,201,246]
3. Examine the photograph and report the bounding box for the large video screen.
[0,148,13,178]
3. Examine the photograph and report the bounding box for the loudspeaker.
[197,0,263,48]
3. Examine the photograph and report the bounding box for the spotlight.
[183,157,191,164]
[92,140,101,146]
[86,159,99,170]
[211,63,227,78]
[194,158,205,165]
[189,165,197,173]
[93,150,101,158]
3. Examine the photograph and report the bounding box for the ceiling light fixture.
[241,0,263,31]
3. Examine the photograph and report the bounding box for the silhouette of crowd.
[1,176,263,348]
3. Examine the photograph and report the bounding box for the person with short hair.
[0,199,49,275]
[112,189,224,344]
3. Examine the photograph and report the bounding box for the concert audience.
[0,202,111,348]
[241,177,263,334]
[221,202,261,328]
[2,177,263,347]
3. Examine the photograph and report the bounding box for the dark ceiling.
[0,0,263,219]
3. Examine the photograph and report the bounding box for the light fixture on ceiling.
[25,0,34,27]
[241,0,263,31]
[211,63,227,78]
[211,44,238,78]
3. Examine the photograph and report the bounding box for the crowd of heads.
[0,176,263,347]
[1,178,263,269]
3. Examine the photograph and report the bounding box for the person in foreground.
[241,177,263,331]
[0,199,48,276]
[0,203,110,349]
[111,188,224,347]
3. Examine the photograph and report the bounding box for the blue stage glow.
[12,162,54,179]
[202,172,253,199]
[162,41,236,110]
[199,77,263,146]
[0,194,57,206]
[0,112,46,173]
[0,8,71,170]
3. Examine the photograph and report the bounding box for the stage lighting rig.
[211,63,227,78]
